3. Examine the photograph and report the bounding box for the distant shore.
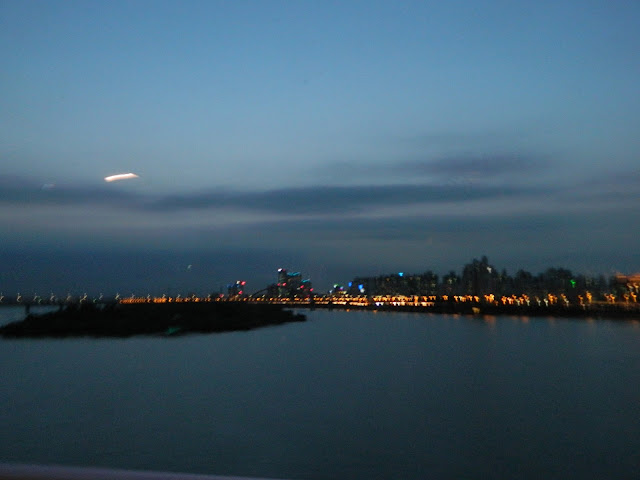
[300,300,640,320]
[0,302,305,338]
[1,298,638,339]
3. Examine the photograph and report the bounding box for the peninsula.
[0,302,305,338]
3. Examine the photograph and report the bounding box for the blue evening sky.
[1,0,639,294]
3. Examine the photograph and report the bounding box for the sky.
[1,0,639,295]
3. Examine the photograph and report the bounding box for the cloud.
[554,168,640,205]
[214,213,562,239]
[0,175,139,208]
[3,189,639,294]
[402,153,542,178]
[583,168,640,189]
[6,205,637,295]
[313,150,549,186]
[0,174,546,215]
[152,183,544,214]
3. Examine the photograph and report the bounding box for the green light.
[570,279,576,287]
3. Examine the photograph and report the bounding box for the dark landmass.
[0,302,306,338]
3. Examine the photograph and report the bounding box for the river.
[1,307,639,479]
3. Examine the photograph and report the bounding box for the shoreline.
[1,299,638,339]
[291,300,640,320]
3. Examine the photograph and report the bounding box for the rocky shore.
[0,302,306,338]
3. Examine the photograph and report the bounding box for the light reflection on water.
[1,308,639,480]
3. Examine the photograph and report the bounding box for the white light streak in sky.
[104,173,139,183]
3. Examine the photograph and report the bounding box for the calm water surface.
[1,307,639,479]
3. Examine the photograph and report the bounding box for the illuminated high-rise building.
[227,280,247,297]
[276,268,312,297]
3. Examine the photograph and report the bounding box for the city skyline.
[0,255,637,300]
[1,1,639,294]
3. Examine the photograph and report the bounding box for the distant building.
[348,271,439,296]
[275,268,312,297]
[461,256,497,295]
[227,280,247,297]
[330,283,348,295]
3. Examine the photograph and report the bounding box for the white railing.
[0,464,289,480]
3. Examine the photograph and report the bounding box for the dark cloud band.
[0,175,545,215]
